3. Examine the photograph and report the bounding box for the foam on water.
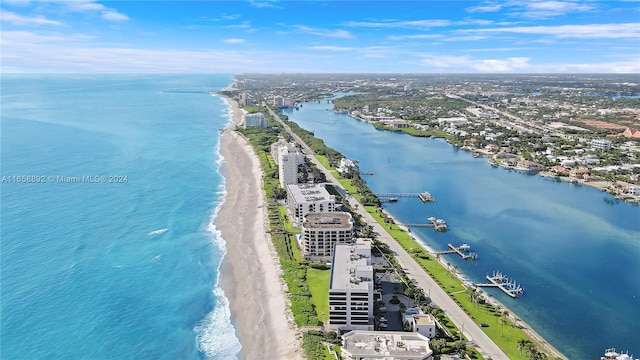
[194,220,241,359]
[194,98,242,359]
[147,228,169,236]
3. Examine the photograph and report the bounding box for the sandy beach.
[216,97,301,359]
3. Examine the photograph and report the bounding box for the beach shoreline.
[216,95,301,359]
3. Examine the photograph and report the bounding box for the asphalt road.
[267,105,509,360]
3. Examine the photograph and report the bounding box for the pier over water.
[476,271,524,298]
[437,243,478,260]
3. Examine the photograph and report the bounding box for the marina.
[476,271,525,298]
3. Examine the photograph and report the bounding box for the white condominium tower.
[301,212,354,262]
[329,242,374,332]
[271,138,305,187]
[286,183,336,227]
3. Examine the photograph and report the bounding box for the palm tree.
[518,339,530,355]
[500,316,507,336]
[430,338,446,354]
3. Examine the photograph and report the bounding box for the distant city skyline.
[1,0,639,73]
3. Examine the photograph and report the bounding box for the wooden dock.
[437,243,477,260]
[475,271,524,298]
[375,192,420,198]
[428,217,448,232]
[405,223,435,228]
[418,191,435,203]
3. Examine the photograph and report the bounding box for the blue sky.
[1,0,639,73]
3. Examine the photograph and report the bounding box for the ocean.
[1,74,241,359]
[282,96,640,359]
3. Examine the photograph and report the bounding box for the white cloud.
[468,0,597,19]
[474,57,530,72]
[1,37,273,72]
[41,0,130,22]
[517,1,595,19]
[222,14,241,20]
[343,19,453,29]
[0,10,63,26]
[291,25,353,38]
[418,53,640,73]
[101,10,128,22]
[1,30,94,44]
[466,2,504,13]
[224,21,253,30]
[248,0,280,8]
[388,34,443,41]
[458,23,640,39]
[307,45,353,51]
[223,38,245,44]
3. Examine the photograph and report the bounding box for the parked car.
[480,323,489,327]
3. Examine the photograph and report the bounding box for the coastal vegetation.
[236,100,561,359]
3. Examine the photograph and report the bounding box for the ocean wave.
[147,228,169,236]
[194,214,241,359]
[193,285,241,360]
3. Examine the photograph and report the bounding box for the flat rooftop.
[330,243,372,291]
[304,212,352,228]
[287,183,334,203]
[414,315,435,325]
[342,330,432,358]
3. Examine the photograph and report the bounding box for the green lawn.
[307,268,331,324]
[314,154,331,169]
[279,205,301,234]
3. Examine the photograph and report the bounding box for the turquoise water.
[1,74,241,359]
[282,97,640,359]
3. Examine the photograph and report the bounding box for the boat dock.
[374,191,434,203]
[437,243,477,260]
[475,271,524,298]
[418,191,434,202]
[403,217,447,232]
[428,217,448,232]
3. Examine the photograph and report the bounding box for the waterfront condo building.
[273,96,294,108]
[243,112,268,129]
[341,330,433,360]
[590,139,613,150]
[271,139,305,187]
[301,212,354,262]
[239,92,253,106]
[329,242,374,332]
[286,183,336,227]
